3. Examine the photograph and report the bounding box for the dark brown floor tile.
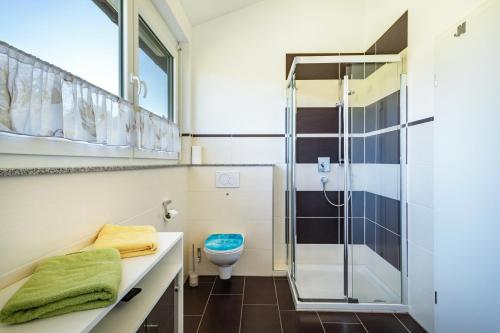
[212,276,244,294]
[198,295,243,333]
[184,316,201,333]
[244,277,277,304]
[275,279,295,310]
[240,305,282,333]
[356,313,408,333]
[395,313,427,333]
[198,275,217,284]
[280,311,324,333]
[184,284,212,315]
[273,276,288,280]
[319,312,360,323]
[323,323,366,333]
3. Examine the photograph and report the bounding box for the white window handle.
[130,75,147,98]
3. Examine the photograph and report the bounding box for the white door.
[434,0,500,332]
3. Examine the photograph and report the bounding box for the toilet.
[204,234,244,280]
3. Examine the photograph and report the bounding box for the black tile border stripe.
[406,116,434,127]
[182,133,285,138]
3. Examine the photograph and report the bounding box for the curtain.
[0,41,180,154]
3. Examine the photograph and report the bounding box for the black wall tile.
[375,11,408,54]
[365,192,376,222]
[296,191,343,217]
[377,91,400,130]
[350,191,365,218]
[365,219,376,252]
[378,130,400,164]
[285,53,339,79]
[350,107,365,134]
[296,137,340,163]
[350,137,365,163]
[365,135,377,163]
[376,195,401,235]
[297,108,339,134]
[375,225,401,270]
[297,218,340,244]
[365,103,377,133]
[295,63,340,80]
[350,218,365,245]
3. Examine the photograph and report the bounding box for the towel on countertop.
[0,248,122,325]
[93,224,158,258]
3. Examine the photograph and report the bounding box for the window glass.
[138,17,174,119]
[0,0,121,95]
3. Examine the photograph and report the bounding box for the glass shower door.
[286,56,405,305]
[345,60,405,304]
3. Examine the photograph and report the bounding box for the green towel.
[0,248,122,325]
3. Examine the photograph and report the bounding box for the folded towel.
[93,224,158,258]
[0,248,121,325]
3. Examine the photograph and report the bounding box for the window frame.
[0,0,181,162]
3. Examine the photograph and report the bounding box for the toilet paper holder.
[162,199,178,222]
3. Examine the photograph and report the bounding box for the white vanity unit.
[0,232,184,333]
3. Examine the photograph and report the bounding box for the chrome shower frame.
[285,54,408,312]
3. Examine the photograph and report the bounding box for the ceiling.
[178,0,265,26]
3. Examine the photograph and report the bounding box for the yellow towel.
[93,224,158,258]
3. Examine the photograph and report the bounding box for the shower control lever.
[318,157,330,172]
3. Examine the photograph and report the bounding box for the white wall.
[191,0,367,135]
[0,167,189,288]
[186,166,274,276]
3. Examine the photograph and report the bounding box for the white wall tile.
[407,164,433,208]
[296,80,340,108]
[408,203,434,252]
[231,137,285,164]
[408,122,433,166]
[192,137,232,164]
[0,167,190,284]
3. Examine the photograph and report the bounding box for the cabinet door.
[145,281,176,333]
[137,319,147,333]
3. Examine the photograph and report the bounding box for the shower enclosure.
[285,54,407,310]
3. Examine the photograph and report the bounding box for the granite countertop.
[0,164,275,177]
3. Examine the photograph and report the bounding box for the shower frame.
[285,54,408,311]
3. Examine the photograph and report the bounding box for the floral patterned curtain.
[0,41,180,154]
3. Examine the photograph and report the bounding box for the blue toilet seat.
[205,234,244,252]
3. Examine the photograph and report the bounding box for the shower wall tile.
[296,137,340,163]
[350,218,365,244]
[376,225,401,270]
[350,191,365,218]
[349,107,365,133]
[374,11,408,55]
[364,130,400,164]
[365,102,378,133]
[296,191,343,217]
[365,192,401,235]
[285,53,339,79]
[377,91,400,130]
[296,107,339,134]
[365,91,400,134]
[349,137,365,163]
[365,219,376,251]
[378,130,400,164]
[297,218,340,244]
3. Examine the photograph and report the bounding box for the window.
[138,16,174,119]
[0,0,121,96]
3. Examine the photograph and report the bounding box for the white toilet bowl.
[204,234,244,280]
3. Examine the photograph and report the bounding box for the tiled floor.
[183,276,427,333]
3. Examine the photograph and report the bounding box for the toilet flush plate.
[215,171,240,188]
